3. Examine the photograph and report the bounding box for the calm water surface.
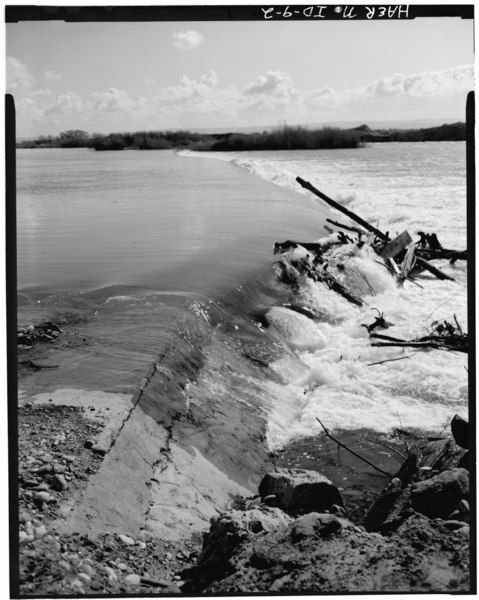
[17,148,326,295]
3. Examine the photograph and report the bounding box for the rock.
[330,504,348,518]
[117,562,128,571]
[92,444,108,456]
[451,415,469,449]
[443,520,466,531]
[259,468,343,515]
[410,468,468,519]
[63,455,75,463]
[52,474,67,491]
[19,531,34,545]
[81,563,96,577]
[34,525,46,537]
[263,494,278,507]
[19,511,31,523]
[37,464,53,474]
[197,507,291,582]
[77,572,91,583]
[162,583,182,594]
[118,534,135,545]
[103,566,117,581]
[34,491,51,504]
[291,512,350,543]
[125,574,141,586]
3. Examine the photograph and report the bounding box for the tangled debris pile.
[17,320,64,347]
[370,316,468,353]
[184,417,470,593]
[273,178,468,356]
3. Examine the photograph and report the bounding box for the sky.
[6,13,474,138]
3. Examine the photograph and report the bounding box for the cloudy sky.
[6,15,474,138]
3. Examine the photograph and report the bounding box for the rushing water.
[17,143,469,449]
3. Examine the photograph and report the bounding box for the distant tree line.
[16,122,466,152]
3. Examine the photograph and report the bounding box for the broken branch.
[316,417,392,477]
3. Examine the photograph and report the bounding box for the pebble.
[444,520,467,531]
[34,525,46,537]
[58,560,71,571]
[136,541,147,550]
[103,566,117,582]
[77,573,91,583]
[53,474,67,491]
[124,574,141,586]
[19,511,31,523]
[63,455,75,463]
[37,465,53,474]
[70,578,84,589]
[117,562,128,571]
[19,531,33,545]
[81,563,96,577]
[118,534,135,545]
[34,491,51,504]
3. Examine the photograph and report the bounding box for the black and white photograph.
[7,3,474,596]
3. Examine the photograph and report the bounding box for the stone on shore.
[259,468,344,515]
[410,468,469,519]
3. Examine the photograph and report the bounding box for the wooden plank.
[381,231,413,259]
[296,177,386,240]
[400,242,417,279]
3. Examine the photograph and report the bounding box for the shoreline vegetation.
[17,122,466,152]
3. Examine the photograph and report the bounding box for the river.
[16,143,469,452]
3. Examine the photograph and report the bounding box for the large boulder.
[290,512,353,543]
[410,468,469,519]
[196,506,292,584]
[259,468,344,516]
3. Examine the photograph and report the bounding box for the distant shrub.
[210,125,362,151]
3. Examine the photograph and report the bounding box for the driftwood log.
[295,177,455,282]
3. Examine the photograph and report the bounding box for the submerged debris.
[370,316,468,353]
[272,177,468,356]
[17,320,64,347]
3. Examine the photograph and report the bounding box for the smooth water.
[17,143,469,448]
[17,148,325,295]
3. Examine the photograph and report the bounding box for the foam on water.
[196,143,469,449]
[264,249,467,449]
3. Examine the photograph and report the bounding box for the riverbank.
[15,299,470,595]
[16,121,465,151]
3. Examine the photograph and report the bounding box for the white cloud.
[6,57,35,91]
[90,88,135,113]
[172,30,204,50]
[30,88,52,98]
[44,92,83,116]
[44,70,61,82]
[243,70,293,96]
[15,64,472,137]
[305,64,474,112]
[201,71,218,87]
